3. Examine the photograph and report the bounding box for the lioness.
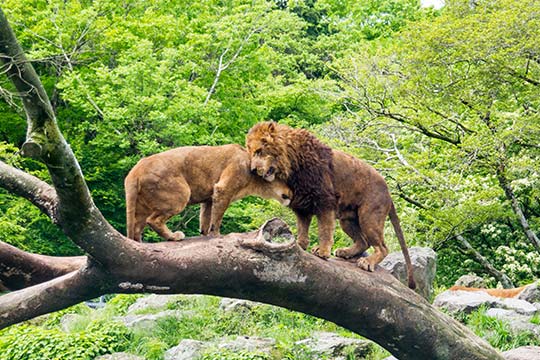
[125,144,292,242]
[246,122,415,289]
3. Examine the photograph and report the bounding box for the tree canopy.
[0,0,538,288]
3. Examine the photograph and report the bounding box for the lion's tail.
[389,201,416,289]
[125,174,140,241]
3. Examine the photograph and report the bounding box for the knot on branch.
[21,140,42,159]
[240,218,299,256]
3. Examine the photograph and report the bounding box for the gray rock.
[219,298,259,312]
[95,353,144,360]
[59,313,85,332]
[379,247,436,299]
[118,310,193,330]
[434,290,538,315]
[218,336,275,353]
[295,331,373,359]
[127,294,183,314]
[485,308,540,336]
[517,282,540,303]
[382,357,398,360]
[503,346,540,360]
[164,339,207,360]
[454,274,487,288]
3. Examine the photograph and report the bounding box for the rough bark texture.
[0,7,504,360]
[0,221,503,360]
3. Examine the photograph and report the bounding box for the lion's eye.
[254,149,262,156]
[282,194,289,200]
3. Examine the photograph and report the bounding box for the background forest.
[1,0,540,359]
[1,0,539,303]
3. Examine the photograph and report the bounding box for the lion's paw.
[335,247,354,259]
[311,246,331,260]
[169,231,185,241]
[297,237,309,250]
[357,258,375,272]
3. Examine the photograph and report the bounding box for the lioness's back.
[127,144,250,204]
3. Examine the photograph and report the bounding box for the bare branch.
[0,160,58,221]
[0,240,85,290]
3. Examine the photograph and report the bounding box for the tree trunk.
[497,169,540,251]
[1,220,503,360]
[456,234,514,288]
[0,7,503,360]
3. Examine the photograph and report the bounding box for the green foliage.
[107,294,144,315]
[0,322,130,360]
[325,0,540,285]
[200,349,270,360]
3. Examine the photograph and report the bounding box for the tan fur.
[125,144,292,242]
[449,285,527,298]
[332,150,415,289]
[247,122,415,289]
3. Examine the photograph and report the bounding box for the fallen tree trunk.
[0,7,503,360]
[0,219,503,360]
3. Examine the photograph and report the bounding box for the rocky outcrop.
[454,274,487,288]
[219,298,259,312]
[95,353,144,360]
[434,289,538,315]
[502,346,540,360]
[164,336,275,360]
[295,331,373,359]
[379,247,436,299]
[517,282,540,303]
[164,339,206,360]
[127,294,184,314]
[118,310,194,330]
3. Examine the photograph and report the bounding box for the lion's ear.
[267,121,276,133]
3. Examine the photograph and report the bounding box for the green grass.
[462,306,540,351]
[0,294,391,360]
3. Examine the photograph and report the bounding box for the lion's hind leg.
[355,206,389,272]
[146,177,190,241]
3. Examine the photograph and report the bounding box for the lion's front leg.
[208,184,234,236]
[295,212,313,250]
[311,210,335,260]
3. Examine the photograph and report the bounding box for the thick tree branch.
[0,240,86,290]
[0,220,503,360]
[0,160,58,222]
[0,8,140,267]
[0,263,111,328]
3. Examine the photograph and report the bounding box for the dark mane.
[283,128,336,215]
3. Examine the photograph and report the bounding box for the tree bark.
[0,220,503,360]
[497,169,540,251]
[0,7,504,360]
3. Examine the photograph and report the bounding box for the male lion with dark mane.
[246,122,415,289]
[246,122,337,260]
[125,144,292,242]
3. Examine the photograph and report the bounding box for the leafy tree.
[327,0,540,285]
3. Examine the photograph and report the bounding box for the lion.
[246,122,337,260]
[449,285,527,298]
[124,144,292,242]
[246,122,415,289]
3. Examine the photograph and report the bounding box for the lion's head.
[245,121,291,182]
